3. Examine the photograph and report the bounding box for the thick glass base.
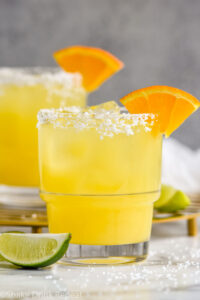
[63,241,148,266]
[0,185,44,208]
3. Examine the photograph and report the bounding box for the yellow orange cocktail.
[38,84,199,265]
[0,68,87,201]
[38,102,162,264]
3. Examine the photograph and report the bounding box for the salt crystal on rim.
[37,104,157,138]
[0,68,87,103]
[0,67,83,88]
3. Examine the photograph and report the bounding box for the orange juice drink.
[0,68,87,203]
[38,103,162,264]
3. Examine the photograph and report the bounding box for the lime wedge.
[154,185,190,213]
[154,184,176,209]
[0,233,71,268]
[0,231,24,261]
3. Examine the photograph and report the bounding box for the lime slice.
[154,185,190,213]
[0,233,71,268]
[0,231,24,261]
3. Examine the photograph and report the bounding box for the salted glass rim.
[0,66,77,74]
[37,106,157,137]
[0,67,84,87]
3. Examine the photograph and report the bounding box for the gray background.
[0,0,199,149]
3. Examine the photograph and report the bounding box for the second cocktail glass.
[0,68,87,205]
[38,103,162,265]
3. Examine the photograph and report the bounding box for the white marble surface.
[1,224,200,300]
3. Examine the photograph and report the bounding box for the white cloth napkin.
[162,138,200,194]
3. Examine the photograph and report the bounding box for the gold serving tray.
[153,193,200,236]
[0,207,47,233]
[0,193,199,236]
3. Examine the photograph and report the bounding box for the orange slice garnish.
[53,46,124,92]
[120,86,200,136]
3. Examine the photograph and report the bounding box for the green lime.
[0,232,25,261]
[154,184,176,209]
[0,233,71,268]
[154,185,190,213]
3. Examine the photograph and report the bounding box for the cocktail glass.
[0,68,87,205]
[38,105,162,265]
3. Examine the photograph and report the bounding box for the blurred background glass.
[0,0,199,149]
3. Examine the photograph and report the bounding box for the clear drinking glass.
[38,105,162,265]
[0,68,87,206]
